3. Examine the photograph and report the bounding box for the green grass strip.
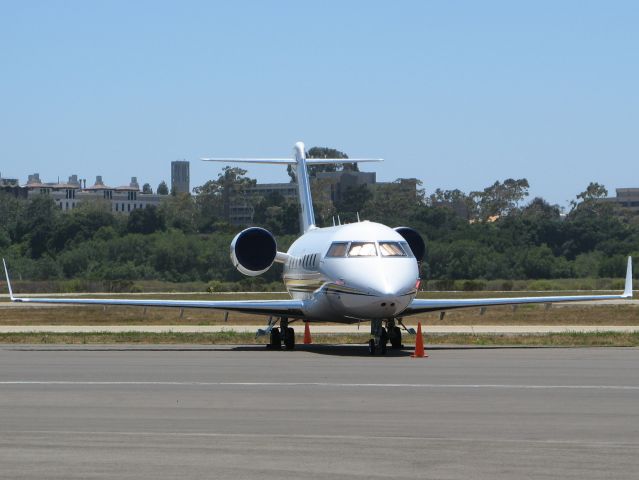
[1,331,639,347]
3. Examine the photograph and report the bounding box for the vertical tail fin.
[292,142,316,232]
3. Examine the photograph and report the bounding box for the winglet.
[2,258,15,301]
[623,256,633,298]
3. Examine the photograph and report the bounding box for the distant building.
[605,188,639,212]
[227,182,299,225]
[247,182,298,201]
[316,170,376,203]
[0,175,24,197]
[23,174,163,214]
[171,160,190,194]
[226,169,418,225]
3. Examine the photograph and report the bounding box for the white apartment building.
[25,174,165,214]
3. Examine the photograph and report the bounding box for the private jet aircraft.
[3,142,634,354]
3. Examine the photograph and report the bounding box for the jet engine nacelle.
[394,226,426,262]
[230,227,278,276]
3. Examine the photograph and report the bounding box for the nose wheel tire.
[379,328,388,354]
[368,328,388,355]
[390,326,403,349]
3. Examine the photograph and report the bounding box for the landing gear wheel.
[379,328,388,355]
[269,327,281,349]
[284,327,295,350]
[368,339,376,355]
[390,326,402,349]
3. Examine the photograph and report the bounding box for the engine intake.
[394,227,426,262]
[230,227,277,276]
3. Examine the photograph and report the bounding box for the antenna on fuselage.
[337,215,342,226]
[332,216,336,227]
[356,212,361,222]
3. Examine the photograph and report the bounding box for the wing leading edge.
[2,260,305,318]
[403,257,634,315]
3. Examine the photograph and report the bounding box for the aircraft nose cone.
[371,270,415,298]
[364,269,417,317]
[327,258,419,320]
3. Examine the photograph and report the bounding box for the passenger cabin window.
[379,242,407,257]
[348,242,377,257]
[326,242,348,257]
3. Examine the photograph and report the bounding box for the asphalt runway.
[1,345,639,479]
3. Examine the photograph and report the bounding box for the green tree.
[428,188,474,219]
[160,194,198,233]
[51,201,116,252]
[335,184,372,219]
[157,181,169,195]
[192,167,256,230]
[16,196,60,258]
[0,192,25,244]
[471,178,530,221]
[569,182,610,216]
[142,183,153,194]
[127,206,166,234]
[361,179,424,226]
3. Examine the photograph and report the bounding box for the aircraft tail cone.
[303,321,312,344]
[411,322,427,358]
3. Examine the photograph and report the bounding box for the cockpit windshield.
[326,241,414,258]
[347,242,377,257]
[325,240,415,258]
[379,241,407,257]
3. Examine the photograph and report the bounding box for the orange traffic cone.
[411,322,428,358]
[303,321,312,344]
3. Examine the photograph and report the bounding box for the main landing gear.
[266,317,296,350]
[368,318,406,355]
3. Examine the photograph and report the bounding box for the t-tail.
[292,142,315,232]
[201,141,382,233]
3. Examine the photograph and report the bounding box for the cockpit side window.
[326,242,349,257]
[379,241,407,257]
[348,242,378,257]
[399,241,415,258]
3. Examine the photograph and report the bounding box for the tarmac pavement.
[1,344,638,479]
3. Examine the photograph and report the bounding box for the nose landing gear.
[369,318,406,355]
[387,318,404,349]
[368,325,387,355]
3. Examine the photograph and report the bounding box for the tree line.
[0,148,638,286]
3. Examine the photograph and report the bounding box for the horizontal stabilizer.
[201,157,383,165]
[201,158,295,164]
[305,158,383,165]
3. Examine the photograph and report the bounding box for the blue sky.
[1,1,637,208]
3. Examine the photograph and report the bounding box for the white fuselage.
[282,221,420,322]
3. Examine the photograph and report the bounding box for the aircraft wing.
[403,257,634,315]
[3,260,305,317]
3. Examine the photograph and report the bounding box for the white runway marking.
[1,381,639,390]
[3,430,639,448]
